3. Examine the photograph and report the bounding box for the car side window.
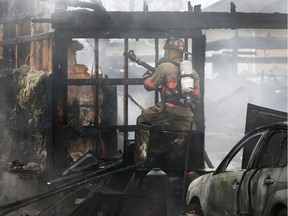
[242,135,263,169]
[227,134,263,171]
[257,130,287,168]
[216,134,263,173]
[226,149,243,171]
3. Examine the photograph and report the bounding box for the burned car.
[186,121,287,216]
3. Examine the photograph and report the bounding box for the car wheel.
[185,202,204,216]
[277,208,287,216]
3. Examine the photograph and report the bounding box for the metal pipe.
[0,164,139,215]
[128,93,145,111]
[48,159,123,185]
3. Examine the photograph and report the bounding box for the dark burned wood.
[67,78,143,86]
[0,10,47,24]
[51,11,287,38]
[0,32,54,47]
[192,35,206,132]
[52,37,68,126]
[54,125,137,135]
[0,69,13,78]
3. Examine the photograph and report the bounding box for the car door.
[238,128,287,216]
[207,170,246,216]
[206,133,264,216]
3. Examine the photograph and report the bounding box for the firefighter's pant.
[137,102,196,131]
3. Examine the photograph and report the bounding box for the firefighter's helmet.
[163,38,185,52]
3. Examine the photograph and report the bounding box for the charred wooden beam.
[51,11,287,39]
[31,18,52,23]
[66,78,144,86]
[0,10,47,24]
[0,32,54,47]
[54,125,137,135]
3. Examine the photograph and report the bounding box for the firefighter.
[136,38,201,131]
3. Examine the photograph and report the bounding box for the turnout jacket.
[144,61,200,116]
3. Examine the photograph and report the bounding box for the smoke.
[204,29,287,166]
[89,0,219,11]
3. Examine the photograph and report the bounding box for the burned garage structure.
[0,0,287,215]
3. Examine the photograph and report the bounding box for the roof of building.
[203,0,287,13]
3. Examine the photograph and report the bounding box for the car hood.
[186,172,214,205]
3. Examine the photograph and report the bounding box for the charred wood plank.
[0,32,54,47]
[66,78,144,86]
[0,10,47,24]
[51,11,288,38]
[53,125,137,136]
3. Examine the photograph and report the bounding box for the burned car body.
[186,121,287,216]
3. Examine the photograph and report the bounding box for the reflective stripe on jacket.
[144,62,201,107]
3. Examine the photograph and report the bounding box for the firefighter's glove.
[142,70,153,79]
